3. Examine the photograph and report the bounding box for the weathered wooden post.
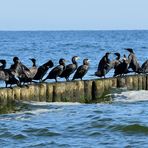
[132,75,139,90]
[39,83,47,102]
[0,88,7,106]
[53,82,66,102]
[146,75,148,90]
[7,88,14,103]
[28,84,39,101]
[73,81,85,103]
[20,86,30,101]
[13,87,21,101]
[117,77,126,88]
[138,75,143,90]
[126,76,133,90]
[142,75,147,90]
[64,81,75,102]
[111,77,117,88]
[84,80,93,103]
[104,78,112,91]
[46,83,53,102]
[92,79,104,100]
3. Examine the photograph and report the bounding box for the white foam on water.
[22,101,82,106]
[112,90,148,102]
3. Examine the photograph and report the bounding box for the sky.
[0,0,148,30]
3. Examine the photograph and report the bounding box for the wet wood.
[0,74,147,106]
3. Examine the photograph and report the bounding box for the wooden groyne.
[0,74,148,106]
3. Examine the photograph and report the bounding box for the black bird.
[0,60,19,88]
[10,56,30,77]
[126,48,142,73]
[19,58,38,84]
[0,60,6,70]
[95,52,112,78]
[0,60,9,82]
[113,52,121,67]
[114,54,129,77]
[43,58,66,82]
[141,59,148,73]
[59,56,79,81]
[33,60,54,82]
[72,59,89,80]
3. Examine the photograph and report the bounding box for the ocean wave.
[112,90,148,103]
[23,127,61,137]
[111,124,148,134]
[21,101,82,106]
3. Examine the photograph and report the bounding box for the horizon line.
[0,29,148,32]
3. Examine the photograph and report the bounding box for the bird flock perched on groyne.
[0,48,148,88]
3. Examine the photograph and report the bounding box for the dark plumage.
[72,59,89,80]
[112,52,121,69]
[19,58,38,84]
[43,58,66,82]
[59,56,79,81]
[95,52,112,78]
[0,60,9,82]
[0,59,19,87]
[141,60,148,73]
[33,60,54,81]
[0,60,6,70]
[10,56,30,77]
[114,55,129,77]
[126,48,142,73]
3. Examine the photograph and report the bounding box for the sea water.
[0,31,148,147]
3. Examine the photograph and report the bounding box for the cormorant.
[10,56,30,77]
[33,60,54,82]
[59,56,79,81]
[72,58,89,80]
[95,52,112,78]
[0,60,9,82]
[0,59,19,87]
[19,58,38,84]
[0,60,6,70]
[43,58,66,82]
[113,52,121,68]
[141,60,148,73]
[126,48,142,73]
[114,54,129,77]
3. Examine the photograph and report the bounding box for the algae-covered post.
[0,74,148,107]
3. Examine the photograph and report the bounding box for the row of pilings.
[0,74,148,106]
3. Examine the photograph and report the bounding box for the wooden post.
[39,83,47,102]
[73,81,85,103]
[7,88,14,103]
[117,77,126,88]
[142,75,147,90]
[53,82,66,102]
[111,77,117,88]
[13,87,21,101]
[65,81,75,102]
[138,75,143,90]
[92,79,104,100]
[0,88,7,106]
[84,80,93,103]
[20,86,30,101]
[28,84,39,102]
[46,83,53,102]
[126,76,133,90]
[133,75,139,90]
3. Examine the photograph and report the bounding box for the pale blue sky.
[0,0,148,30]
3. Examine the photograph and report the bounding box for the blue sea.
[0,31,148,147]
